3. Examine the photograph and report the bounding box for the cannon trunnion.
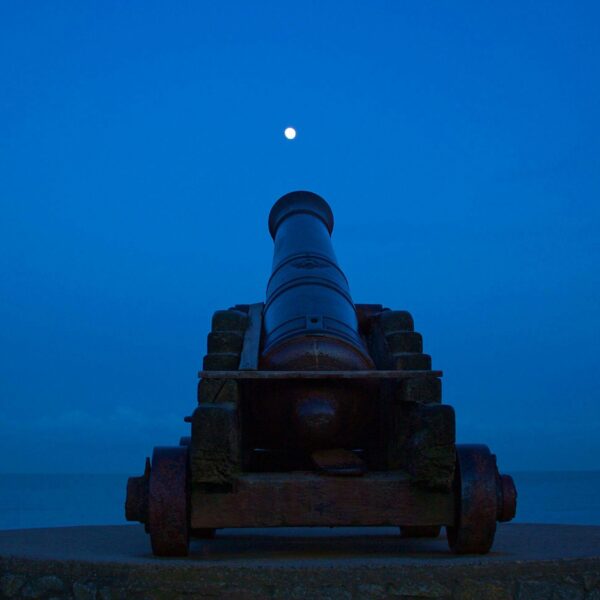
[125,191,517,556]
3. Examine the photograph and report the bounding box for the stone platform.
[1,524,599,599]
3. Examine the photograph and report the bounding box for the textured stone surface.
[584,572,600,591]
[517,580,584,599]
[387,580,450,597]
[73,581,97,600]
[0,574,25,598]
[1,524,599,599]
[19,575,65,598]
[455,579,513,600]
[98,588,112,600]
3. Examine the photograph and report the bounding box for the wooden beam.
[190,403,240,484]
[238,303,264,370]
[198,369,443,380]
[191,471,454,528]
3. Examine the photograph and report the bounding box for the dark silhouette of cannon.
[126,191,517,556]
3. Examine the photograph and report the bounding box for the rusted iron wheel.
[400,526,441,538]
[446,444,498,554]
[148,446,190,557]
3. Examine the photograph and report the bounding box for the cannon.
[125,190,517,556]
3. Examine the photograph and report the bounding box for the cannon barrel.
[262,191,371,362]
[256,191,374,451]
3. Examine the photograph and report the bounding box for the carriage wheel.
[446,444,498,554]
[400,526,441,538]
[148,446,190,557]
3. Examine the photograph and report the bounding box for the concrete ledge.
[1,524,599,599]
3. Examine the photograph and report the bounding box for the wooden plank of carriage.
[238,303,263,371]
[197,370,443,380]
[191,471,454,529]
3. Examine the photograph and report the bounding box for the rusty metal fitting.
[497,473,517,522]
[125,457,150,524]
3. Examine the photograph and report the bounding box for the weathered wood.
[207,331,244,354]
[191,471,454,528]
[202,353,240,371]
[198,305,249,403]
[211,309,249,332]
[238,303,264,370]
[245,448,314,472]
[398,377,442,404]
[393,353,432,371]
[387,403,455,478]
[354,303,384,335]
[379,310,414,333]
[365,310,448,474]
[386,402,412,470]
[190,403,240,485]
[311,448,366,475]
[366,320,394,370]
[197,378,240,404]
[230,304,250,313]
[197,369,443,380]
[365,319,398,469]
[410,404,455,446]
[385,331,423,353]
[407,404,456,491]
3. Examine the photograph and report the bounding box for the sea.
[0,471,599,531]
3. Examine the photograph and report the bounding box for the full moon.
[284,127,297,140]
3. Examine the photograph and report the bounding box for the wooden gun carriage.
[125,191,517,556]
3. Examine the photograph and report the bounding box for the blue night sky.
[1,2,599,474]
